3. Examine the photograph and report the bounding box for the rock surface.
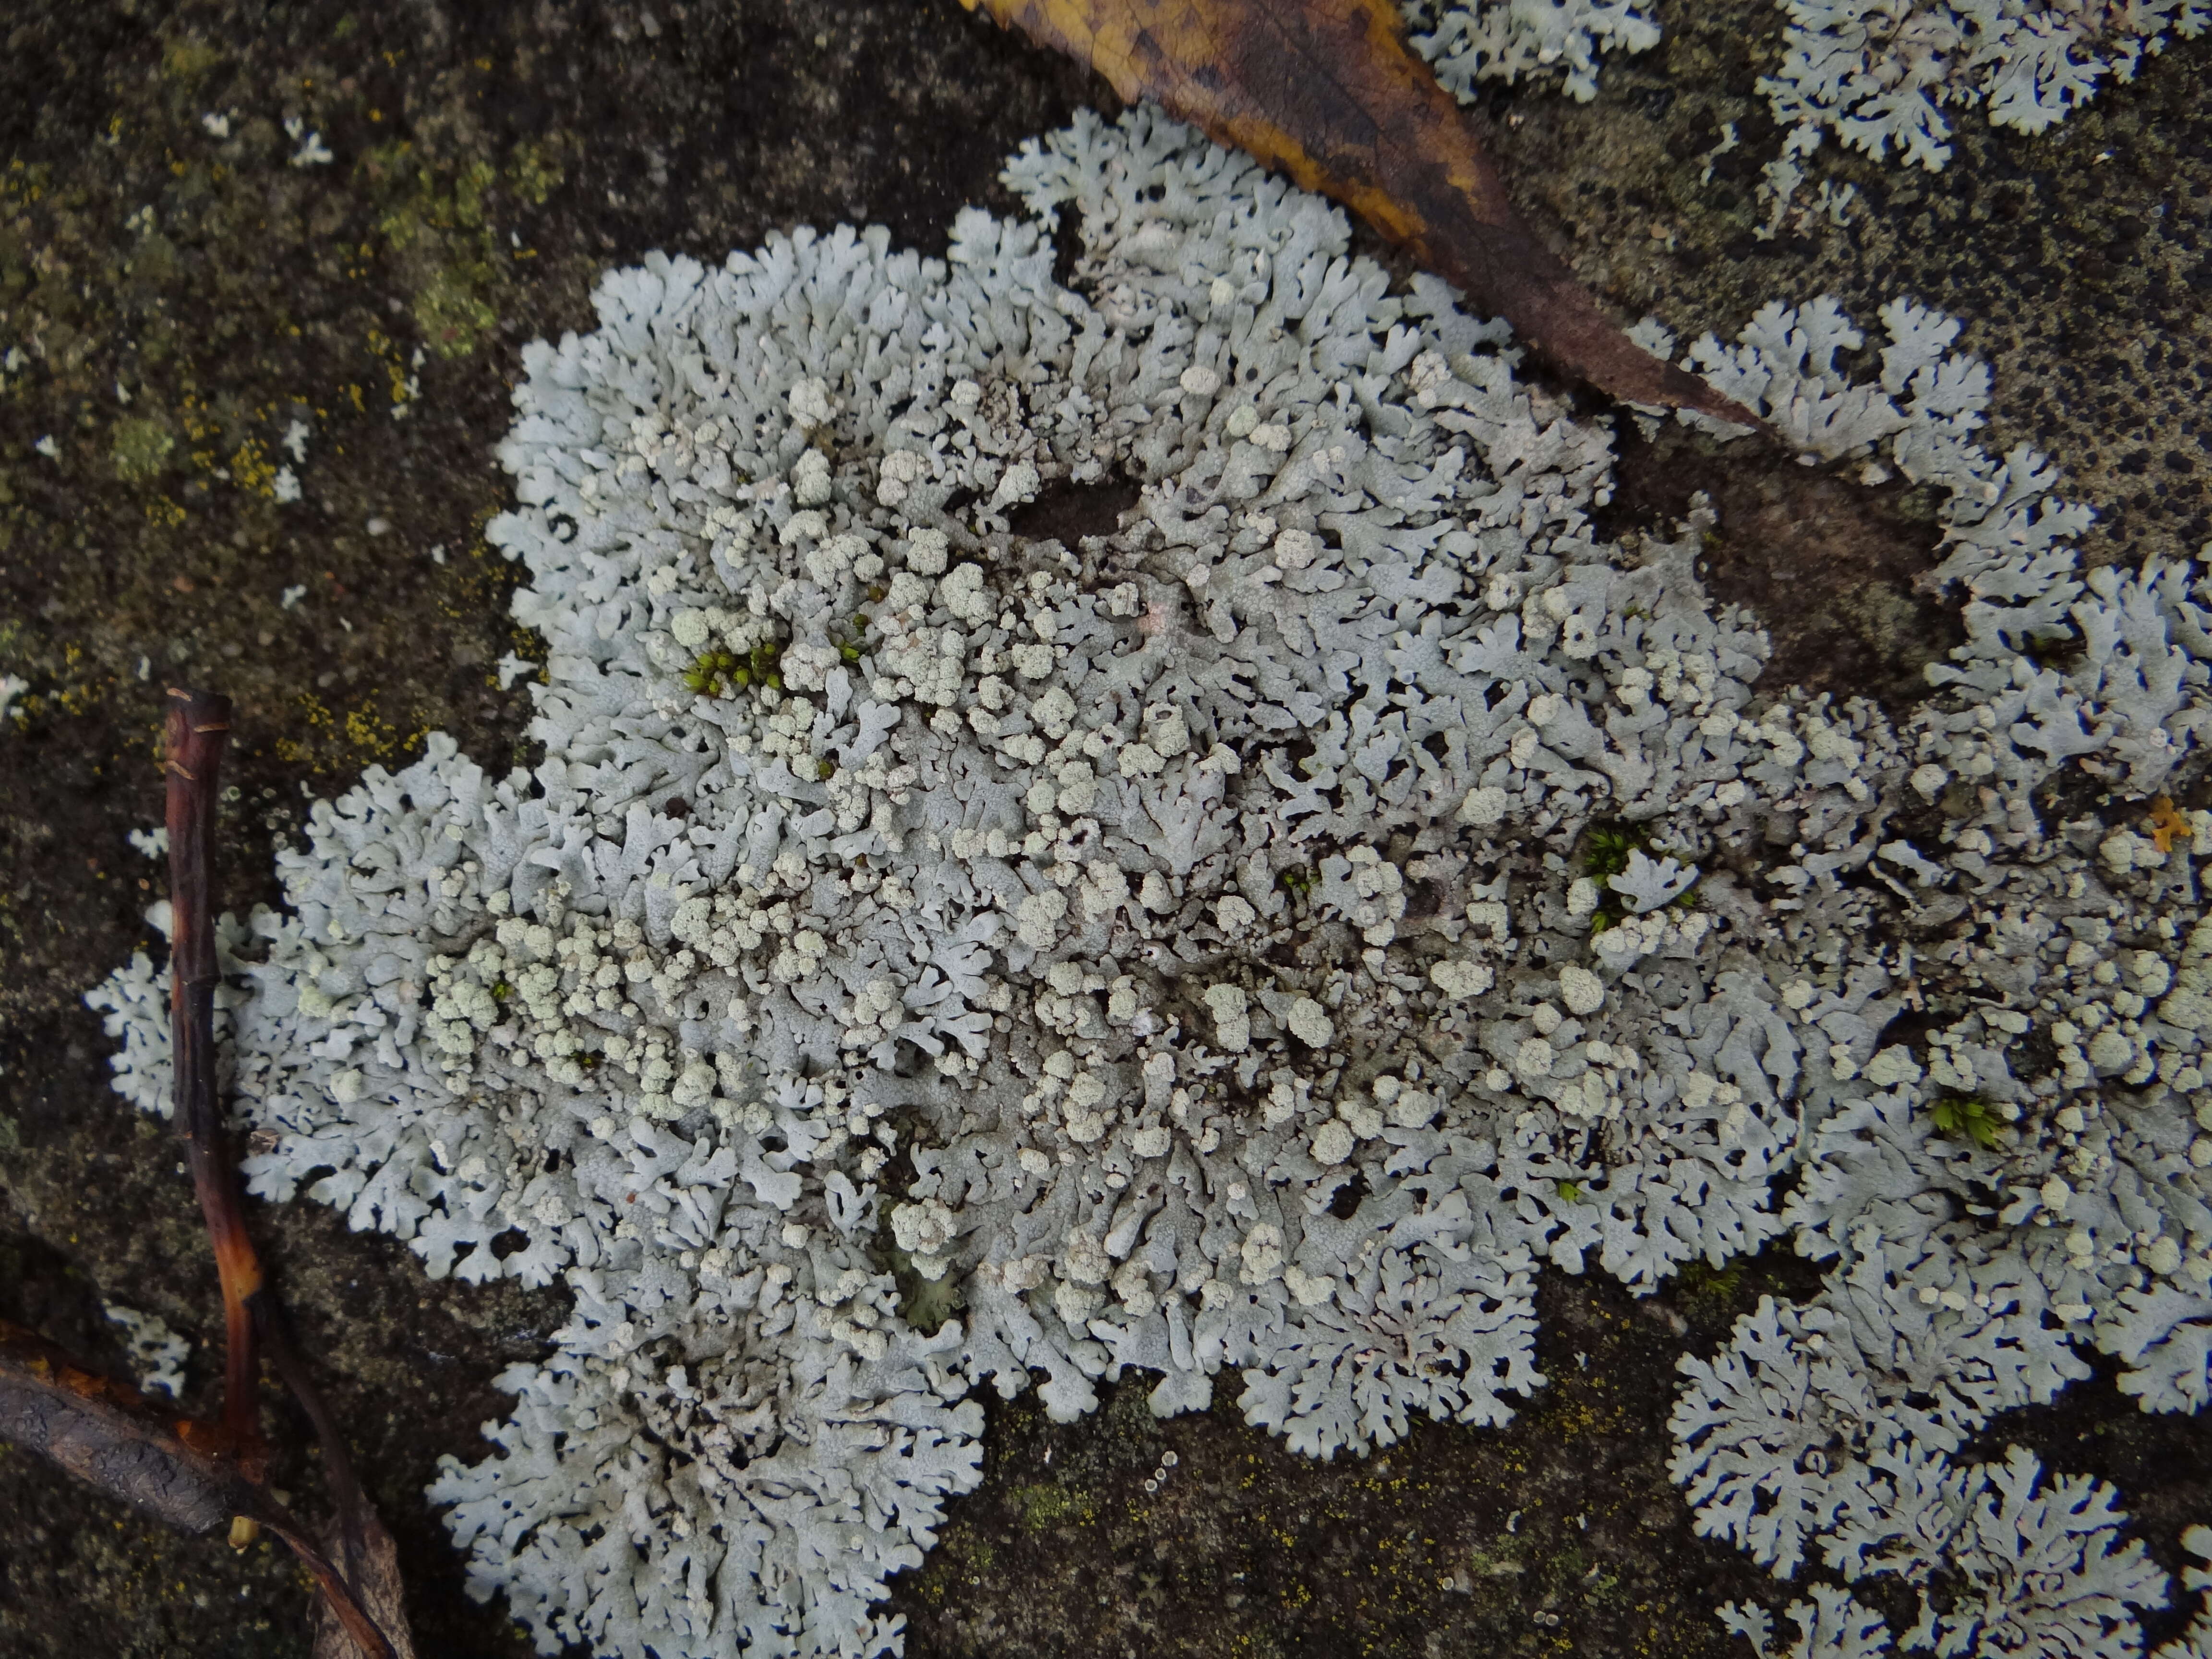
[2,2,2208,1655]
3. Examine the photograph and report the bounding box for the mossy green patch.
[1581,820,1643,881]
[1011,1480,1096,1532]
[159,36,222,84]
[508,139,566,208]
[361,139,569,359]
[110,415,175,482]
[1930,1094,2004,1150]
[126,229,181,289]
[1672,1256,1748,1322]
[894,1256,964,1335]
[412,264,499,361]
[682,637,786,699]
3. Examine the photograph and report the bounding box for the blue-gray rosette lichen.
[91,108,2212,1659]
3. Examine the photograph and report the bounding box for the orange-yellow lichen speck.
[2150,795,2188,854]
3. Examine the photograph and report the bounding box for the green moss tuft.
[1929,1095,2003,1150]
[110,416,175,482]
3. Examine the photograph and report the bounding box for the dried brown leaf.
[313,1503,419,1659]
[960,0,1761,427]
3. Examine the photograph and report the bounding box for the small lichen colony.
[1760,0,2210,171]
[93,110,2212,1659]
[1402,0,1662,103]
[1403,0,2210,160]
[1407,0,2209,245]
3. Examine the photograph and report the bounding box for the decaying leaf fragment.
[960,0,1762,428]
[313,1504,420,1659]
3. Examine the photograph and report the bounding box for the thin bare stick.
[164,685,268,1469]
[257,1304,370,1553]
[160,686,416,1656]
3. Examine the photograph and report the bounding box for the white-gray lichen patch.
[1761,0,2210,172]
[1402,0,1661,103]
[1406,0,2209,154]
[2157,1525,2212,1659]
[87,108,2212,1659]
[1408,2,2208,254]
[1631,297,2212,1652]
[103,1301,190,1399]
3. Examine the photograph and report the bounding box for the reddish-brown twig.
[157,686,412,1657]
[164,687,269,1469]
[0,688,412,1655]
